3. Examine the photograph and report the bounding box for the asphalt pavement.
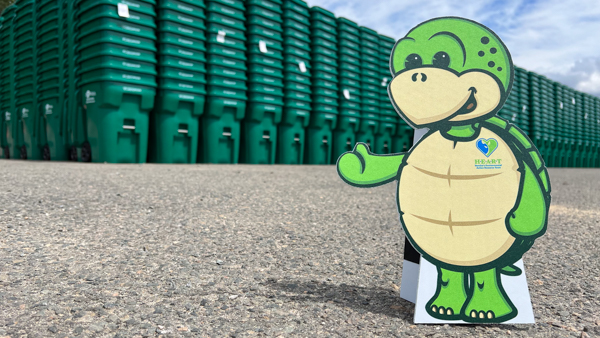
[0,161,598,337]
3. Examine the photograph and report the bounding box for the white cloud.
[304,0,600,96]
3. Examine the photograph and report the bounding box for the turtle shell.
[398,127,521,267]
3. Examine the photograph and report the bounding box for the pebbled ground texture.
[0,161,598,338]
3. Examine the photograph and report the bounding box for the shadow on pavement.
[266,279,414,319]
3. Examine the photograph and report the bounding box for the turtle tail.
[500,264,522,276]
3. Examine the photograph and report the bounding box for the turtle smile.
[452,87,478,117]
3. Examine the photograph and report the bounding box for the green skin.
[337,17,551,323]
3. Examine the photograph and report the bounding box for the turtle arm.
[508,161,550,238]
[337,143,405,187]
[484,117,551,238]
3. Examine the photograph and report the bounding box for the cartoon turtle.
[337,17,551,323]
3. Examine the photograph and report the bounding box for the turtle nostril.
[411,73,418,82]
[421,73,427,82]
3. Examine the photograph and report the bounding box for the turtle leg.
[425,267,467,320]
[462,268,517,323]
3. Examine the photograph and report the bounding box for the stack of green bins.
[553,82,565,167]
[0,14,3,158]
[65,0,89,162]
[375,34,396,155]
[574,91,584,167]
[562,85,577,167]
[200,0,247,163]
[278,0,311,164]
[528,72,551,165]
[592,97,600,168]
[306,6,337,165]
[542,76,557,167]
[241,0,284,164]
[0,8,15,159]
[355,26,380,149]
[380,35,412,153]
[515,67,530,135]
[38,0,66,161]
[331,17,359,163]
[591,97,600,168]
[15,0,42,160]
[77,0,158,163]
[582,93,595,167]
[151,0,207,164]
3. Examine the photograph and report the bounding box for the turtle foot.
[425,268,466,320]
[462,268,517,323]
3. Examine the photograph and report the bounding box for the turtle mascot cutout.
[337,17,551,323]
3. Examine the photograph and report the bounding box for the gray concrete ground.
[0,161,598,338]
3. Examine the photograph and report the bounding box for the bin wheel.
[81,142,92,163]
[3,147,9,159]
[20,145,27,160]
[69,146,78,161]
[43,145,51,161]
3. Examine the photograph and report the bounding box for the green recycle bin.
[305,110,337,165]
[199,97,246,164]
[240,103,283,164]
[150,90,206,164]
[374,114,397,154]
[332,110,360,164]
[277,106,310,165]
[355,112,379,150]
[82,81,156,163]
[394,123,413,153]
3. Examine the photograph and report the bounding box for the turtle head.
[389,17,513,128]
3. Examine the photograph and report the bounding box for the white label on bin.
[123,62,140,68]
[178,49,193,56]
[585,113,588,119]
[259,40,268,53]
[559,102,563,109]
[522,105,528,112]
[123,87,142,93]
[178,15,193,23]
[299,61,307,73]
[118,3,130,18]
[22,108,29,119]
[343,89,351,100]
[572,97,576,105]
[4,112,10,121]
[122,49,140,56]
[381,77,389,86]
[217,30,227,43]
[122,1,139,8]
[86,90,97,104]
[177,4,193,12]
[45,104,53,115]
[179,94,195,100]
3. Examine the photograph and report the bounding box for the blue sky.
[305,0,600,97]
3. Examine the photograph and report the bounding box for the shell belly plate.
[399,128,521,267]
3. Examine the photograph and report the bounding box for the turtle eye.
[432,51,450,68]
[404,54,422,70]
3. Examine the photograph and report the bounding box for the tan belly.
[399,128,520,266]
